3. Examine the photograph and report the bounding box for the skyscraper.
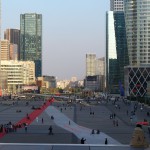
[20,13,42,77]
[124,0,150,66]
[86,54,96,76]
[106,0,129,93]
[4,29,20,60]
[0,40,9,60]
[110,0,124,11]
[124,0,150,97]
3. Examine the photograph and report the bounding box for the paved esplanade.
[0,97,149,150]
[45,106,121,145]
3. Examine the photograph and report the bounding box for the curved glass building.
[106,0,129,94]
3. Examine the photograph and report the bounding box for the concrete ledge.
[0,143,148,150]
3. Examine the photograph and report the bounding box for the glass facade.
[114,12,129,84]
[20,13,42,77]
[106,11,128,93]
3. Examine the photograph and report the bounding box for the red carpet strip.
[0,98,54,139]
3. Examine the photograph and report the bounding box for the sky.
[2,0,109,80]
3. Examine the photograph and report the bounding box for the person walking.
[91,129,95,134]
[116,120,118,126]
[105,138,108,144]
[148,127,150,134]
[25,124,28,132]
[42,118,44,124]
[48,125,53,135]
[36,117,39,123]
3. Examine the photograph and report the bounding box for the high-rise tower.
[20,13,42,78]
[86,54,96,76]
[106,0,129,94]
[4,29,20,60]
[124,0,150,97]
[110,0,124,11]
[124,0,150,66]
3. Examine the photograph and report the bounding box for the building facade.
[124,66,150,97]
[85,54,103,92]
[4,29,20,60]
[96,57,105,92]
[110,0,124,11]
[106,2,129,94]
[20,13,42,77]
[1,40,10,60]
[37,76,56,89]
[124,0,150,97]
[1,60,35,94]
[9,44,18,60]
[84,75,100,92]
[86,54,96,76]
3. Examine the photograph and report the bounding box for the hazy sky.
[2,0,109,80]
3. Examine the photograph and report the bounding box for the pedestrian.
[116,120,118,126]
[148,127,150,134]
[105,138,108,144]
[25,124,27,132]
[96,129,100,134]
[48,125,53,135]
[91,129,95,134]
[113,120,116,127]
[114,113,116,118]
[51,116,54,120]
[42,118,44,124]
[81,137,86,144]
[26,113,30,120]
[69,120,71,125]
[36,117,39,123]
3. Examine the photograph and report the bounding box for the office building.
[124,0,150,97]
[96,57,105,92]
[1,60,35,93]
[0,40,10,60]
[96,57,105,76]
[4,29,20,60]
[106,1,128,94]
[86,54,96,76]
[110,0,124,11]
[85,54,103,92]
[9,44,18,60]
[20,13,42,77]
[37,76,56,89]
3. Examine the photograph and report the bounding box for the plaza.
[0,96,149,150]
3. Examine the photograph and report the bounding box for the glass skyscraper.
[106,0,129,94]
[20,13,42,77]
